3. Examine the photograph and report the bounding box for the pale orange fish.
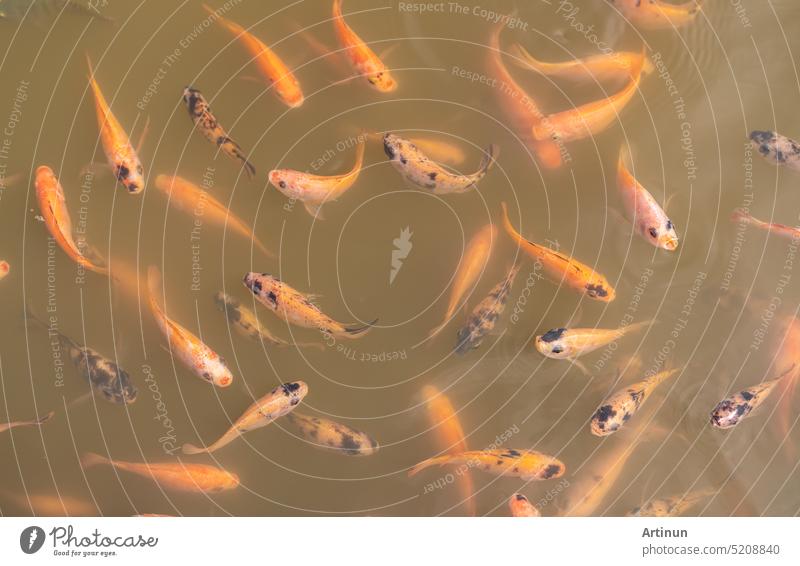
[510,43,653,85]
[0,260,9,281]
[487,20,563,170]
[154,174,272,257]
[429,223,497,338]
[285,412,379,456]
[501,202,616,302]
[421,385,475,516]
[333,0,396,92]
[81,452,239,493]
[532,50,646,143]
[618,146,678,250]
[0,411,54,434]
[628,489,715,517]
[146,266,233,388]
[407,136,467,166]
[86,55,145,194]
[1,491,96,516]
[509,493,540,517]
[610,0,703,30]
[732,209,800,241]
[35,166,109,276]
[409,449,565,482]
[204,4,303,108]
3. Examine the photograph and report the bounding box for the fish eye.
[278,180,286,189]
[648,227,658,238]
[551,345,564,354]
[666,220,674,230]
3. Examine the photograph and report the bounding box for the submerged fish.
[509,493,540,517]
[749,130,800,171]
[617,146,678,250]
[455,263,520,354]
[628,489,715,517]
[147,266,233,388]
[243,272,375,339]
[535,320,652,363]
[429,223,497,339]
[1,491,96,517]
[383,133,498,194]
[81,452,239,493]
[285,412,378,456]
[0,260,8,280]
[710,365,796,430]
[0,0,113,22]
[269,136,365,219]
[501,202,616,301]
[409,448,565,481]
[86,55,145,194]
[731,209,800,240]
[333,0,396,92]
[203,3,303,108]
[406,136,466,166]
[183,382,308,455]
[609,0,703,30]
[182,87,255,179]
[0,411,54,434]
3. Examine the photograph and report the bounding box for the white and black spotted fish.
[285,412,379,456]
[183,87,256,179]
[749,130,800,172]
[709,365,797,429]
[455,264,520,354]
[61,336,137,405]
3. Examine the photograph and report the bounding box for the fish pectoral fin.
[304,201,326,219]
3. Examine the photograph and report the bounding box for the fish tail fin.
[508,43,547,74]
[303,201,326,220]
[344,318,378,338]
[408,455,448,477]
[181,443,207,456]
[624,318,658,336]
[80,452,109,469]
[478,143,499,176]
[254,238,274,259]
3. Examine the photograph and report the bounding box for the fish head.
[281,380,309,406]
[648,219,679,251]
[709,397,750,429]
[368,71,397,93]
[268,169,301,197]
[207,357,234,388]
[113,372,139,404]
[382,133,402,161]
[117,161,145,195]
[242,272,281,308]
[534,328,570,359]
[221,471,241,491]
[181,86,202,108]
[586,279,616,302]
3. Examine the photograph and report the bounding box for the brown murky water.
[0,0,799,517]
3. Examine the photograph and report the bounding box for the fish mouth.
[662,237,679,251]
[382,136,396,159]
[748,130,772,144]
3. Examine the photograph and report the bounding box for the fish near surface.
[182,87,255,179]
[628,489,715,517]
[709,366,796,430]
[731,209,800,241]
[0,411,54,434]
[535,320,652,361]
[383,133,498,195]
[333,0,396,92]
[409,449,565,482]
[183,381,307,455]
[609,0,703,30]
[749,130,800,172]
[285,412,378,456]
[243,272,376,339]
[146,266,233,388]
[509,493,540,517]
[81,452,239,493]
[501,202,615,302]
[269,136,365,219]
[455,263,520,354]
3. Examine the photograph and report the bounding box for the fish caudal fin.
[80,452,110,469]
[478,144,499,175]
[181,443,208,456]
[343,318,378,338]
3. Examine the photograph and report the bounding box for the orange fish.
[1,491,96,517]
[509,493,540,517]
[204,4,303,108]
[0,411,54,434]
[610,0,703,30]
[732,209,800,241]
[86,55,145,194]
[81,452,239,493]
[421,385,476,516]
[35,166,109,276]
[0,260,9,281]
[501,202,615,302]
[333,0,396,92]
[409,449,565,481]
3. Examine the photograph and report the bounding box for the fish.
[214,291,322,349]
[531,50,646,143]
[628,489,715,517]
[535,320,653,362]
[510,43,652,85]
[35,166,109,276]
[501,202,616,301]
[0,491,96,517]
[591,368,680,436]
[0,411,54,434]
[146,265,233,388]
[333,0,396,92]
[383,133,498,195]
[731,209,800,240]
[609,0,703,30]
[421,385,475,515]
[243,272,376,339]
[455,263,520,354]
[203,3,303,108]
[154,174,272,257]
[0,260,9,280]
[285,412,378,456]
[86,55,145,194]
[0,0,113,22]
[269,136,365,219]
[509,493,540,517]
[409,448,565,481]
[710,365,796,430]
[182,87,256,179]
[486,19,563,170]
[406,136,466,166]
[182,382,308,455]
[749,130,800,171]
[617,146,678,250]
[80,452,239,493]
[429,223,497,339]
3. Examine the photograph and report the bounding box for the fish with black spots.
[710,365,797,430]
[749,130,800,171]
[285,412,378,456]
[409,449,565,481]
[509,493,540,517]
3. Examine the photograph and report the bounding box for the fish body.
[269,137,365,218]
[407,137,466,166]
[182,87,255,179]
[383,133,498,195]
[455,263,520,354]
[35,166,109,275]
[285,412,378,456]
[333,0,396,92]
[710,371,789,430]
[501,202,615,301]
[147,266,233,388]
[749,130,800,171]
[610,0,703,30]
[86,56,144,194]
[0,411,54,434]
[243,273,375,339]
[182,381,307,454]
[81,452,239,493]
[154,174,271,256]
[59,334,137,404]
[617,147,678,250]
[731,209,800,240]
[409,449,565,481]
[591,368,680,436]
[535,320,651,361]
[628,489,714,517]
[509,493,540,517]
[204,4,303,108]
